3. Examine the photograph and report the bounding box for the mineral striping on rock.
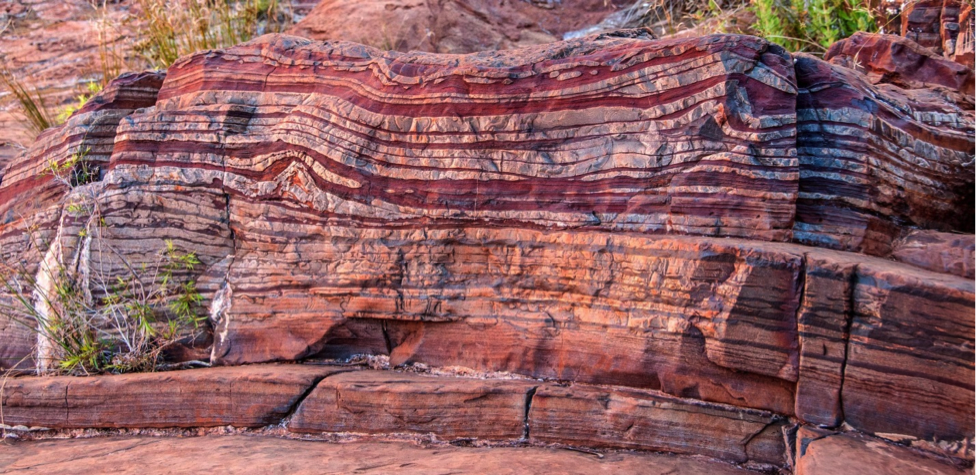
[0,31,972,463]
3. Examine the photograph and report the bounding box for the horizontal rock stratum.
[0,30,972,469]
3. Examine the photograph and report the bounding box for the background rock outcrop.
[901,0,974,68]
[287,0,634,53]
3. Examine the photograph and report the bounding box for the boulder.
[824,32,975,97]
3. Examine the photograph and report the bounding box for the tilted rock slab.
[0,364,347,428]
[527,382,788,468]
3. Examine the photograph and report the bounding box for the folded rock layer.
[0,31,972,462]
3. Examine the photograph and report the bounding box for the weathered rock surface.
[0,364,347,428]
[794,427,969,475]
[289,370,536,440]
[842,259,974,447]
[797,249,974,446]
[288,0,633,54]
[527,382,788,468]
[0,435,762,475]
[0,0,143,167]
[233,232,805,415]
[902,0,954,54]
[792,250,860,428]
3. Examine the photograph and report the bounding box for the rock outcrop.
[0,30,973,469]
[794,427,969,475]
[899,0,975,68]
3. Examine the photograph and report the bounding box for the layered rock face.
[104,33,810,417]
[0,30,973,468]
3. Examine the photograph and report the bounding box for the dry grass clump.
[0,68,55,137]
[133,0,291,69]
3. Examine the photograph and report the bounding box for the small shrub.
[751,0,876,53]
[56,81,103,125]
